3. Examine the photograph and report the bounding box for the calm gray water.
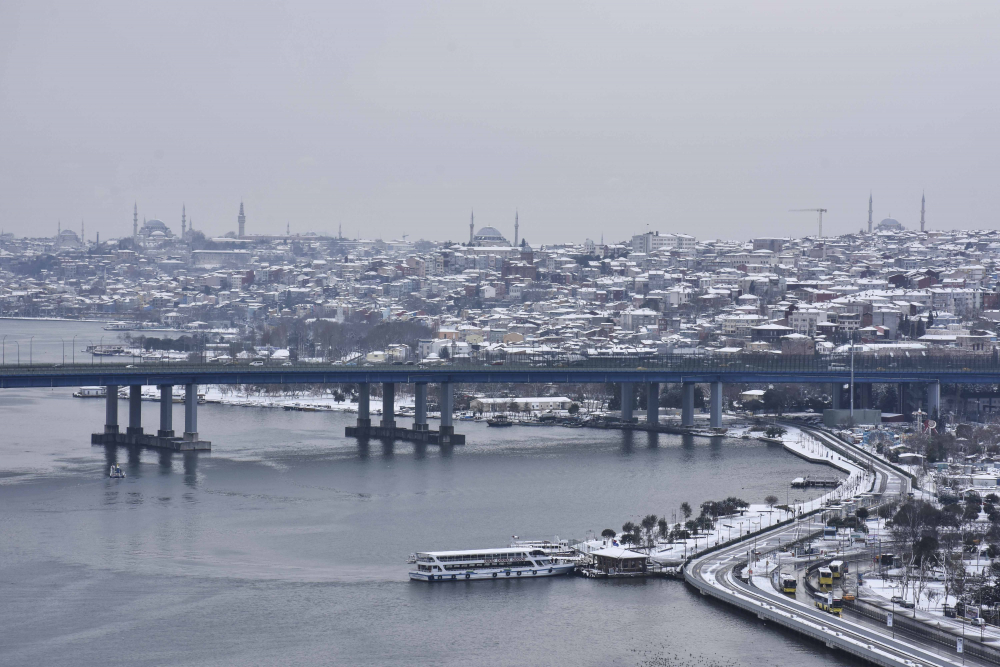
[0,318,180,365]
[0,324,862,667]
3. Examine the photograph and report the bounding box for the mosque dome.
[140,219,172,236]
[877,217,904,231]
[473,226,509,245]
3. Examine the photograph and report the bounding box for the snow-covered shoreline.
[574,424,872,564]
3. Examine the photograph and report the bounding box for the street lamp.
[59,337,65,364]
[14,340,19,365]
[1,335,6,366]
[891,596,895,639]
[29,335,34,365]
[99,336,104,365]
[849,340,855,419]
[72,334,77,364]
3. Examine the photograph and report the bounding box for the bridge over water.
[1,352,994,449]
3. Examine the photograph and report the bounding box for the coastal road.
[685,426,975,667]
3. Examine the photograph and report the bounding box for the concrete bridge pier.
[105,385,119,434]
[93,383,209,451]
[859,383,873,410]
[127,385,143,435]
[830,383,842,410]
[158,384,174,437]
[439,382,454,436]
[646,382,659,426]
[413,382,428,430]
[927,382,941,418]
[898,383,907,415]
[357,383,371,428]
[620,382,634,423]
[381,382,396,428]
[184,384,198,441]
[710,381,723,429]
[681,382,695,427]
[345,380,463,444]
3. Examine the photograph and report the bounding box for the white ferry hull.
[409,563,575,582]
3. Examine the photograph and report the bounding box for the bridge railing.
[457,348,1000,375]
[1,349,999,376]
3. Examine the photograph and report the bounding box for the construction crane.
[789,208,828,238]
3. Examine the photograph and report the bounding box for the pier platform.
[344,425,465,444]
[91,432,211,451]
[587,421,727,437]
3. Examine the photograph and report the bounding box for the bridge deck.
[1,354,998,388]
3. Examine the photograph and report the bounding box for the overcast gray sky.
[1,1,998,243]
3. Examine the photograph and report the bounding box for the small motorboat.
[109,465,125,479]
[486,415,513,427]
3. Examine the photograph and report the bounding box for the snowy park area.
[577,424,876,563]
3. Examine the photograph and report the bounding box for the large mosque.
[865,193,927,233]
[468,210,521,247]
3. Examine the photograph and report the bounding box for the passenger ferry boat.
[74,386,107,398]
[509,538,574,557]
[86,344,128,356]
[409,547,575,581]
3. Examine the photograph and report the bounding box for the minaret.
[469,210,474,244]
[514,210,519,247]
[920,192,926,232]
[133,203,138,241]
[286,222,290,236]
[181,204,187,237]
[81,220,85,244]
[238,202,246,237]
[58,220,61,235]
[338,223,342,239]
[867,192,873,234]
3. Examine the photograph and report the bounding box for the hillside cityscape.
[4,199,998,413]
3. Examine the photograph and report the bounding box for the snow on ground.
[201,385,415,414]
[575,425,876,563]
[861,572,1000,640]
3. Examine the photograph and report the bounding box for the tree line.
[601,497,754,550]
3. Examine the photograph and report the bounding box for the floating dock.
[344,424,464,444]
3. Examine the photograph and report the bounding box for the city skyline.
[2,1,998,241]
[21,191,939,244]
